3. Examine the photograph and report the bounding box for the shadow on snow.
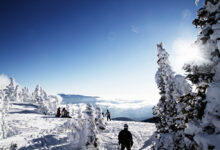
[19,135,71,150]
[9,110,40,114]
[139,132,156,150]
[12,103,39,108]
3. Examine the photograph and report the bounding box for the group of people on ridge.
[56,107,71,118]
[56,107,133,149]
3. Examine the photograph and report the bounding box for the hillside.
[0,102,156,150]
[142,117,158,123]
[112,117,135,121]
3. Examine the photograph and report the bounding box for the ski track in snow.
[0,102,156,150]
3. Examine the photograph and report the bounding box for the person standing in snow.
[56,107,61,117]
[118,124,133,150]
[105,109,111,121]
[61,108,68,117]
[61,107,71,118]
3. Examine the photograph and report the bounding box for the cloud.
[131,25,139,33]
[195,0,200,6]
[96,98,153,119]
[0,74,10,89]
[96,98,153,109]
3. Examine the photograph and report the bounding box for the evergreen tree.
[153,43,191,150]
[4,78,19,102]
[0,89,9,139]
[48,95,62,114]
[183,0,220,149]
[95,107,106,130]
[32,85,50,114]
[83,103,98,148]
[20,87,31,102]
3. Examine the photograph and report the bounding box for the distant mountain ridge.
[112,117,135,121]
[142,117,158,123]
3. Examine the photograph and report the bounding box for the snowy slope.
[99,121,155,150]
[0,102,71,149]
[0,102,156,150]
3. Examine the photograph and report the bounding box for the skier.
[56,107,61,117]
[118,124,133,150]
[106,109,111,121]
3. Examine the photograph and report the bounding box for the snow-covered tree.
[32,85,61,115]
[83,103,98,148]
[153,43,191,150]
[183,1,220,149]
[20,87,31,102]
[4,78,19,102]
[32,85,50,114]
[0,78,22,139]
[15,85,21,102]
[47,95,62,114]
[0,89,9,139]
[95,107,106,130]
[63,104,99,149]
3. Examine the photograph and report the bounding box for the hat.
[124,124,128,128]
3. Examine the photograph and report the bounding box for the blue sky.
[0,0,203,104]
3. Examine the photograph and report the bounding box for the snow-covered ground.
[99,121,155,150]
[0,102,155,150]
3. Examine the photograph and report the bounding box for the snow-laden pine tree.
[83,103,98,149]
[20,87,31,102]
[47,95,62,114]
[15,85,20,102]
[0,89,9,139]
[153,43,191,150]
[32,85,50,114]
[4,78,19,102]
[66,104,98,149]
[0,78,21,139]
[32,85,61,114]
[95,107,106,130]
[0,89,5,139]
[183,0,220,149]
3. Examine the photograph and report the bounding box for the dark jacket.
[118,129,133,146]
[56,108,61,117]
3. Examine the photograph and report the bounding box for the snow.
[182,1,220,149]
[153,42,191,149]
[174,74,191,95]
[0,75,10,90]
[206,1,220,13]
[99,121,155,150]
[195,0,199,6]
[1,1,219,150]
[0,102,156,150]
[210,29,220,40]
[61,94,154,121]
